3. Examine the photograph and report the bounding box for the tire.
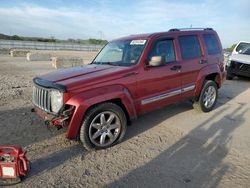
[226,73,234,80]
[79,102,127,150]
[193,80,218,113]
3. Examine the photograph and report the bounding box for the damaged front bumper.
[32,105,74,128]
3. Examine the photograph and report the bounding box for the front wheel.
[226,73,234,80]
[193,80,218,112]
[79,103,127,150]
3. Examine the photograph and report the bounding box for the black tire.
[79,102,127,150]
[226,73,234,80]
[193,80,218,113]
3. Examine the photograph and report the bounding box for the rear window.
[203,34,221,55]
[179,35,201,60]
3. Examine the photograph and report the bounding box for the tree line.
[0,33,239,51]
[0,33,108,45]
[224,44,237,52]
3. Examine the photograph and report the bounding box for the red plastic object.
[0,146,30,186]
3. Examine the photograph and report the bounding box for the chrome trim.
[181,85,195,92]
[33,85,52,113]
[141,85,195,105]
[141,89,181,105]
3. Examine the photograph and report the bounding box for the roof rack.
[168,28,213,32]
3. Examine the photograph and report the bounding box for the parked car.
[32,28,225,150]
[226,41,250,80]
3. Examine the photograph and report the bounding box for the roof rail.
[168,28,213,32]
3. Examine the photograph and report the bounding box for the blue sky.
[0,0,249,47]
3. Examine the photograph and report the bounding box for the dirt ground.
[29,50,98,64]
[0,53,250,188]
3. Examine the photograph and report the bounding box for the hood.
[39,64,130,91]
[230,54,250,65]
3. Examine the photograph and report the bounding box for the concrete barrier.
[0,48,9,55]
[27,52,51,61]
[51,56,84,69]
[10,49,30,57]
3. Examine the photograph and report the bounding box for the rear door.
[177,34,205,99]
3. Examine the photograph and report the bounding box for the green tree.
[12,35,22,40]
[224,44,237,52]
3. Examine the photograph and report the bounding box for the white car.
[226,41,250,80]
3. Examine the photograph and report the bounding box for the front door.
[136,38,182,114]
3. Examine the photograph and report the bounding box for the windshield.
[236,42,250,55]
[93,39,147,66]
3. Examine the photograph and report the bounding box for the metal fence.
[0,40,103,51]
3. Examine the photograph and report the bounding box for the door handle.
[170,65,182,71]
[199,59,208,64]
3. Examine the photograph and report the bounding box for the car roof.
[237,41,250,44]
[111,28,216,42]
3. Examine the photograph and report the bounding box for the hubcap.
[89,111,121,147]
[203,86,216,108]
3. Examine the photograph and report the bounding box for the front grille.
[231,61,250,72]
[33,86,51,112]
[239,64,249,71]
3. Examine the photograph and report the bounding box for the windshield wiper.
[93,62,119,66]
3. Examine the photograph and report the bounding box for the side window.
[179,35,201,60]
[203,34,221,55]
[149,40,176,63]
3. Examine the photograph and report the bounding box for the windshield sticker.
[130,40,146,45]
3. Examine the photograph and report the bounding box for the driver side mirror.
[147,56,165,67]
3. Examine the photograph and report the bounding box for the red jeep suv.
[33,28,225,150]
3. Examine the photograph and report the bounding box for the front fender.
[195,64,223,97]
[65,85,136,139]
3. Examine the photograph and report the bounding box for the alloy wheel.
[89,111,121,147]
[203,86,216,108]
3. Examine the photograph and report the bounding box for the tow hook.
[45,120,63,131]
[45,116,70,131]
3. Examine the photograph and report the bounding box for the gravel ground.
[0,54,250,188]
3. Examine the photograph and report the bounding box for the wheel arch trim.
[64,85,136,139]
[195,64,222,97]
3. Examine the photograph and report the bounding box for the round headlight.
[50,90,63,113]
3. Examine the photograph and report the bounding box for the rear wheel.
[79,103,127,150]
[193,80,218,112]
